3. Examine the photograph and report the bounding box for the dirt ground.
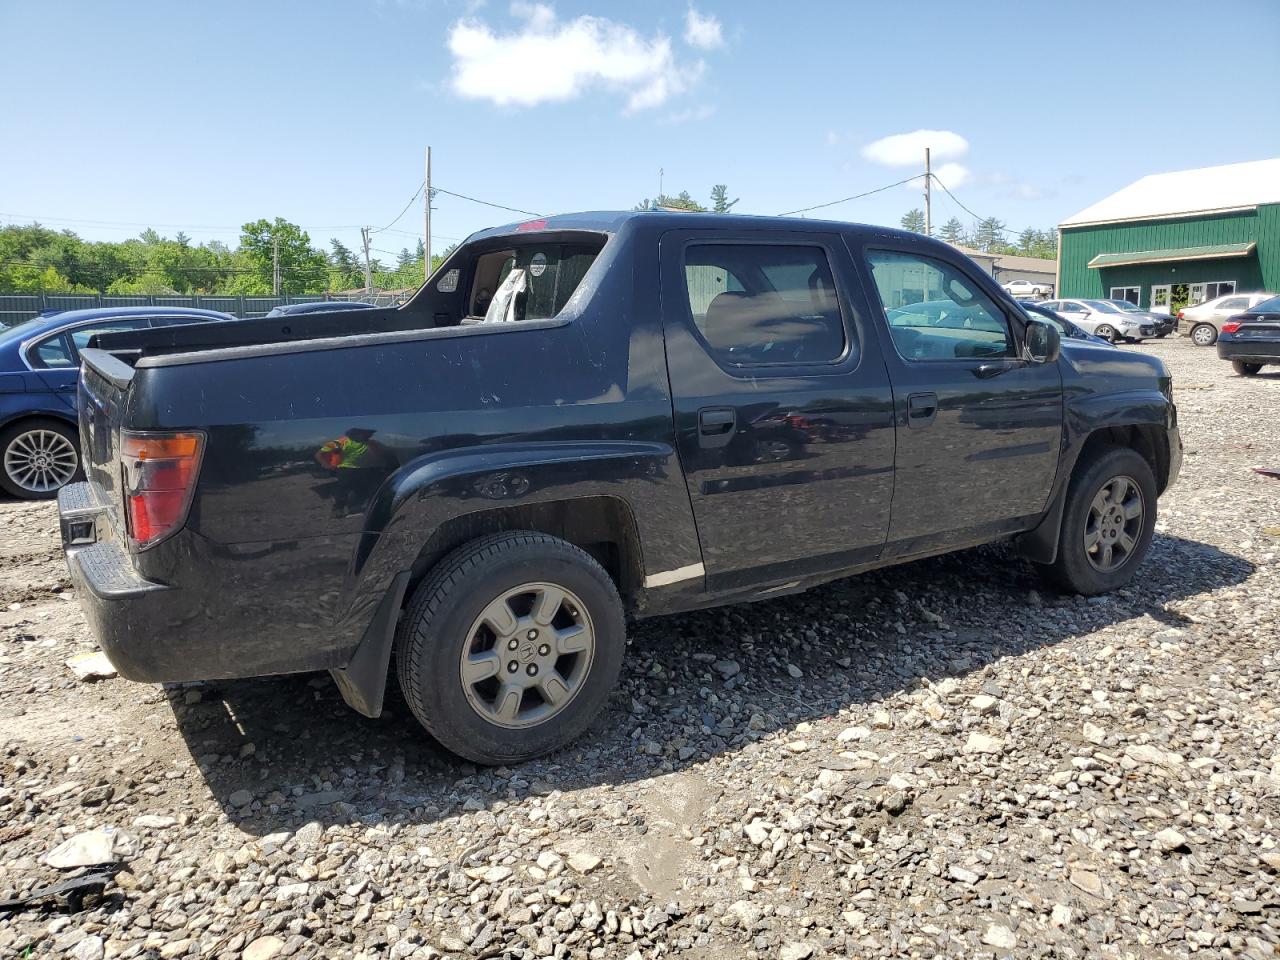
[1,336,1277,959]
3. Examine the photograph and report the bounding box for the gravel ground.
[1,337,1277,960]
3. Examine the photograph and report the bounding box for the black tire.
[0,418,82,500]
[1232,360,1263,376]
[1094,324,1116,343]
[1156,332,1169,339]
[395,531,625,765]
[1190,324,1218,347]
[1037,446,1157,596]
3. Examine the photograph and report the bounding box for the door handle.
[906,392,938,429]
[697,407,736,448]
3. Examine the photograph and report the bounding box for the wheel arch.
[1014,414,1173,565]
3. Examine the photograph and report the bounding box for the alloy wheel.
[3,429,79,494]
[1084,475,1144,573]
[458,581,596,729]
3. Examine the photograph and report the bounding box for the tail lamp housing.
[1221,320,1244,334]
[120,431,205,549]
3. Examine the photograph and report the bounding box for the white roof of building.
[1061,158,1280,228]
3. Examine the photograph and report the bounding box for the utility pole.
[658,167,664,202]
[272,235,281,295]
[360,227,373,294]
[424,146,432,281]
[924,147,932,237]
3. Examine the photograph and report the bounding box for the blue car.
[0,306,233,498]
[265,300,378,317]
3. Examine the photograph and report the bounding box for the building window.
[1110,286,1140,305]
[1188,281,1235,305]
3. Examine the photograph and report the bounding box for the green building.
[1058,158,1280,313]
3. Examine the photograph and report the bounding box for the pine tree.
[973,217,1008,252]
[900,209,926,234]
[938,217,965,245]
[1016,227,1038,255]
[710,184,739,214]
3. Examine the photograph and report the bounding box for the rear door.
[856,240,1063,558]
[660,229,896,592]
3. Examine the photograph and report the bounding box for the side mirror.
[1025,318,1061,363]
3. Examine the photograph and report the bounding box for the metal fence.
[0,291,415,327]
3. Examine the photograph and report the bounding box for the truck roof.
[467,209,911,243]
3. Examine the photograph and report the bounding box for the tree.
[711,184,739,214]
[238,218,328,294]
[938,217,965,246]
[972,217,1008,252]
[634,190,707,212]
[900,209,926,234]
[1016,227,1038,255]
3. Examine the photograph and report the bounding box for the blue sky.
[2,0,1278,261]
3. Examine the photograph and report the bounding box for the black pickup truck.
[58,212,1181,764]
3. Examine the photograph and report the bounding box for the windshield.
[1084,300,1125,314]
[1106,299,1144,313]
[0,317,49,345]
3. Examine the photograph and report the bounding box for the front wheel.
[1232,360,1263,376]
[1037,447,1157,595]
[1094,324,1117,343]
[395,531,625,765]
[1191,324,1218,347]
[0,419,82,500]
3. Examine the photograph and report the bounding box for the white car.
[1003,278,1053,299]
[1038,299,1158,343]
[1179,291,1277,346]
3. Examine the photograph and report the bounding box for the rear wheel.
[1232,360,1263,376]
[395,532,625,765]
[1094,324,1117,343]
[1191,324,1218,347]
[0,419,81,500]
[1038,446,1156,595]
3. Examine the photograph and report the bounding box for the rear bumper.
[58,481,356,683]
[1217,338,1280,363]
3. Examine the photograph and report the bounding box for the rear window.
[470,242,601,322]
[1253,295,1280,313]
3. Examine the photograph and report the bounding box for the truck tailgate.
[77,349,135,540]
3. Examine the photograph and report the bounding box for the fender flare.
[1014,391,1176,564]
[328,440,696,717]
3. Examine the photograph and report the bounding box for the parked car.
[1099,299,1177,338]
[1003,278,1053,299]
[59,212,1180,764]
[265,301,378,317]
[1216,293,1280,376]
[1039,298,1158,343]
[1018,300,1112,345]
[0,306,233,499]
[1179,291,1277,347]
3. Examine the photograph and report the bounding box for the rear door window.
[31,334,75,368]
[680,243,849,366]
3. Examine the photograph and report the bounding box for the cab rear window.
[469,243,602,322]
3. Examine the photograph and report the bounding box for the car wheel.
[1037,446,1156,596]
[1191,324,1218,347]
[1232,360,1263,376]
[0,418,82,500]
[1094,324,1117,343]
[395,531,625,765]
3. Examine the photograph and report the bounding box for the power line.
[432,187,543,218]
[369,182,426,235]
[928,173,988,224]
[777,175,925,217]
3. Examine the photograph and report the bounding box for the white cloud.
[862,129,969,167]
[932,161,971,189]
[684,8,724,49]
[447,2,702,112]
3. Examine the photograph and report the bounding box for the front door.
[857,243,1063,557]
[660,229,897,592]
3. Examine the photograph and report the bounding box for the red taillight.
[121,431,204,548]
[515,218,548,232]
[1221,320,1243,334]
[1176,310,1184,319]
